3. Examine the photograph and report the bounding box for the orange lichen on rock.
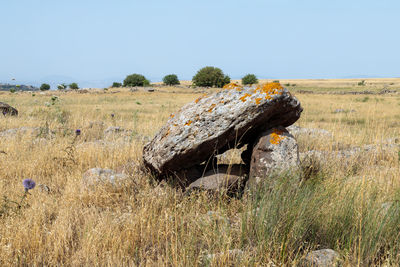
[270,128,286,145]
[255,98,262,105]
[184,120,193,126]
[255,82,284,101]
[195,93,208,103]
[207,104,216,112]
[170,114,175,118]
[223,82,242,91]
[239,93,252,102]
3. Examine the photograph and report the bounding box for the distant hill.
[0,83,39,91]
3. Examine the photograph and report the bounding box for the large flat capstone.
[143,83,302,176]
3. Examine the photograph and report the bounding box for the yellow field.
[0,82,399,265]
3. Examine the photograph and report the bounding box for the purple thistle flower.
[111,113,115,118]
[75,129,81,136]
[23,179,36,192]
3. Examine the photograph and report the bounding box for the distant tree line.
[110,67,262,89]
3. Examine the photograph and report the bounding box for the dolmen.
[0,102,18,116]
[143,82,303,193]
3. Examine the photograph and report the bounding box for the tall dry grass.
[0,86,399,266]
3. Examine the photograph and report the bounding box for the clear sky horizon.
[1,0,399,88]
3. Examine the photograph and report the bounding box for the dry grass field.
[0,81,399,266]
[176,78,400,93]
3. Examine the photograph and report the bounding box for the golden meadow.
[0,78,399,266]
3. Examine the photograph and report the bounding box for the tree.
[123,74,150,87]
[241,74,258,85]
[112,82,122,88]
[69,83,79,90]
[192,66,230,88]
[163,74,180,86]
[40,83,50,91]
[57,83,67,90]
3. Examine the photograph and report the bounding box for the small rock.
[0,127,41,137]
[302,249,340,267]
[104,126,127,135]
[333,109,356,113]
[248,127,300,188]
[287,125,332,138]
[82,168,128,189]
[187,164,247,192]
[38,183,50,193]
[0,102,18,116]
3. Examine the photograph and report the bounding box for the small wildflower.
[75,129,81,136]
[111,113,115,118]
[23,179,36,192]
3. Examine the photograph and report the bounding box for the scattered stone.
[187,164,247,192]
[333,108,356,113]
[38,183,50,193]
[302,249,340,267]
[104,126,129,135]
[248,127,300,187]
[0,127,41,137]
[287,125,332,138]
[300,142,400,163]
[143,83,302,177]
[0,102,18,116]
[82,168,128,189]
[145,87,155,92]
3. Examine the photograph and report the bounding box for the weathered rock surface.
[82,168,128,189]
[143,83,302,177]
[187,164,247,192]
[0,102,18,116]
[248,127,300,187]
[0,127,40,137]
[302,249,340,267]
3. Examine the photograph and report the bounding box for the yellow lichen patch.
[255,82,284,100]
[207,104,216,112]
[223,82,242,91]
[270,129,286,145]
[255,98,262,105]
[184,120,193,126]
[194,93,208,103]
[239,93,252,102]
[173,124,178,127]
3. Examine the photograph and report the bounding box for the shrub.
[112,82,122,88]
[241,74,258,85]
[57,83,67,90]
[40,83,50,91]
[273,80,280,83]
[192,66,230,88]
[9,88,16,93]
[123,74,150,87]
[163,74,180,86]
[69,83,79,90]
[358,80,366,86]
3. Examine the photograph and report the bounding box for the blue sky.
[1,0,399,88]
